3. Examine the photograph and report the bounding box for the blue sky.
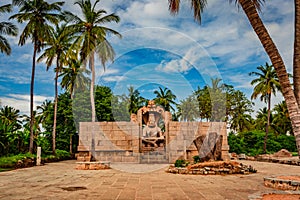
[0,0,294,116]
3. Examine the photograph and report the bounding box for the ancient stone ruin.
[77,100,230,163]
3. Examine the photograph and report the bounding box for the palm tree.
[154,87,177,112]
[249,63,280,153]
[177,95,199,121]
[10,0,64,153]
[127,86,146,114]
[255,107,269,131]
[0,4,18,55]
[37,23,75,155]
[168,0,300,158]
[60,59,91,98]
[194,86,211,121]
[273,101,292,136]
[0,105,22,131]
[294,0,300,107]
[0,106,22,155]
[64,0,121,123]
[229,90,254,133]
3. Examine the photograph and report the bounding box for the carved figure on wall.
[140,100,165,148]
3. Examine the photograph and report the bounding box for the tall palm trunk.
[90,53,96,161]
[52,58,60,155]
[29,43,37,154]
[264,93,271,153]
[239,0,300,157]
[294,0,300,106]
[90,53,96,122]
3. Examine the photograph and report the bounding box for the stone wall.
[77,121,229,163]
[78,122,140,162]
[167,122,229,163]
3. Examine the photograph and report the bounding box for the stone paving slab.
[0,160,300,199]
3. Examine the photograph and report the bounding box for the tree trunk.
[90,53,96,123]
[90,53,96,161]
[52,60,59,155]
[294,0,300,106]
[264,93,271,153]
[69,134,73,154]
[239,0,300,158]
[29,44,37,154]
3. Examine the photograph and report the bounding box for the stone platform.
[1,160,300,199]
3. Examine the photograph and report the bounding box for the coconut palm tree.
[64,0,121,123]
[60,59,91,99]
[127,86,146,115]
[249,63,281,153]
[229,90,254,133]
[0,4,18,55]
[37,23,75,155]
[294,0,300,107]
[273,101,292,136]
[168,0,300,158]
[177,94,199,122]
[10,0,64,153]
[154,87,177,112]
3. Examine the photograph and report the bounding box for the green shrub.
[0,153,35,168]
[228,130,297,156]
[55,149,71,159]
[174,159,188,167]
[193,155,200,163]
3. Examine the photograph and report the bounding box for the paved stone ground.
[0,160,300,200]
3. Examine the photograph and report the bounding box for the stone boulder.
[272,149,292,158]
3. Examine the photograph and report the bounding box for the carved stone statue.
[139,100,165,148]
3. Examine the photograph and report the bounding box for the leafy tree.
[56,93,76,153]
[177,94,199,121]
[250,63,280,153]
[64,0,121,122]
[95,86,113,121]
[154,87,177,112]
[10,0,64,153]
[194,86,211,121]
[0,4,18,55]
[111,94,131,121]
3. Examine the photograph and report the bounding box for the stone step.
[140,154,169,164]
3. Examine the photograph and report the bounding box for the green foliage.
[193,155,200,163]
[95,86,114,121]
[174,159,189,167]
[228,130,297,156]
[0,153,35,168]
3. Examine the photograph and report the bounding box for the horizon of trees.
[0,76,294,157]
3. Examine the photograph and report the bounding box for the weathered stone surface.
[273,149,293,158]
[193,132,223,162]
[167,161,257,175]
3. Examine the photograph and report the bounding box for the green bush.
[228,130,297,156]
[55,149,71,159]
[174,159,188,167]
[0,153,35,168]
[193,155,200,163]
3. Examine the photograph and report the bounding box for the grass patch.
[292,152,299,156]
[0,150,72,172]
[0,153,35,169]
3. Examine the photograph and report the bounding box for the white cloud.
[1,94,53,115]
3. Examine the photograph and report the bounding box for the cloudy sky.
[0,0,294,116]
